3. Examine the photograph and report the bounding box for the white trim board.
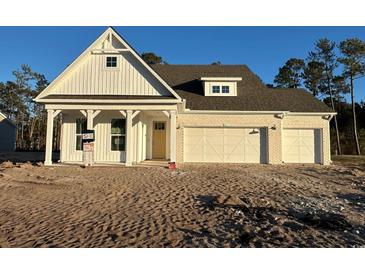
[200,77,242,81]
[36,98,181,104]
[44,104,178,111]
[182,110,336,116]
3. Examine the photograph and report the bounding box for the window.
[154,122,165,130]
[203,80,238,96]
[212,85,220,93]
[106,56,117,68]
[111,119,125,151]
[76,118,87,151]
[222,86,230,93]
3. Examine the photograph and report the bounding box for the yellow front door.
[152,122,166,159]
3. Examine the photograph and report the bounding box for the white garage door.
[184,127,266,163]
[282,129,322,164]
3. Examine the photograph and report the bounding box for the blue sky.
[0,26,364,101]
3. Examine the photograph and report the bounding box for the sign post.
[82,130,94,167]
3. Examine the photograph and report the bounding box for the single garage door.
[184,127,266,163]
[282,129,322,164]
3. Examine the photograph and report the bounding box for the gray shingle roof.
[151,64,333,113]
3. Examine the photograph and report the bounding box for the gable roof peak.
[35,27,182,101]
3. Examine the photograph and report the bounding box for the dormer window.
[211,85,230,94]
[222,86,230,93]
[200,77,242,97]
[212,86,220,93]
[106,56,117,68]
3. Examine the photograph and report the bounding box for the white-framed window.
[212,85,220,93]
[222,85,230,93]
[111,119,125,151]
[106,56,118,68]
[76,118,87,151]
[203,81,238,96]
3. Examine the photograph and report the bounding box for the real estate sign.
[82,130,95,166]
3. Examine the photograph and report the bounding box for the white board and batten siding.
[51,52,171,96]
[60,111,148,163]
[60,112,83,162]
[282,129,322,164]
[93,111,126,163]
[183,127,267,163]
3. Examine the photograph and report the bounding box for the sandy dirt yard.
[0,156,365,247]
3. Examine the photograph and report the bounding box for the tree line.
[0,65,61,151]
[272,38,365,155]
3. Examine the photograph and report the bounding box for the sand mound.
[349,169,365,177]
[1,161,14,168]
[17,162,34,169]
[216,195,244,206]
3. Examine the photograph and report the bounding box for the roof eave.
[182,109,336,115]
[35,98,181,104]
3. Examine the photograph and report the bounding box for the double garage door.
[184,127,322,164]
[184,127,267,163]
[282,129,322,164]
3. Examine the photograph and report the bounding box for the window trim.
[110,118,126,151]
[105,56,119,69]
[206,82,236,96]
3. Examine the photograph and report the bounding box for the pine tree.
[274,58,305,88]
[338,38,365,155]
[306,39,345,155]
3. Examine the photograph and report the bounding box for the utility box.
[82,130,94,166]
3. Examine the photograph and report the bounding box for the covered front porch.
[44,104,177,166]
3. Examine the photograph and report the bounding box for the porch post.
[45,109,54,166]
[169,110,177,163]
[86,110,94,130]
[125,110,133,166]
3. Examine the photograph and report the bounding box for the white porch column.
[45,109,55,166]
[86,110,94,130]
[125,110,133,166]
[169,110,177,163]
